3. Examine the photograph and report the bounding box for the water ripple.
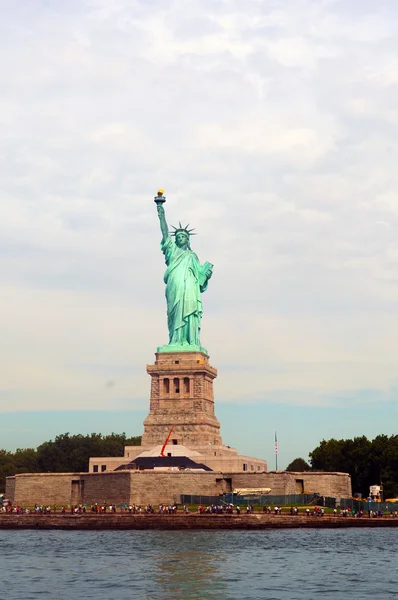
[0,529,397,599]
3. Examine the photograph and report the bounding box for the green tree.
[36,432,141,473]
[286,457,311,472]
[371,434,398,498]
[13,448,39,472]
[309,435,398,498]
[0,448,38,492]
[0,449,16,492]
[309,438,347,472]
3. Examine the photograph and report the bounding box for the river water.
[0,528,396,599]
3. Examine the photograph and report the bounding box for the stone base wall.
[129,472,220,505]
[228,471,352,498]
[5,475,15,500]
[6,474,78,506]
[6,471,222,506]
[298,471,352,498]
[83,472,132,504]
[6,470,352,506]
[5,472,133,507]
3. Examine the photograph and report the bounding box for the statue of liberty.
[155,190,213,353]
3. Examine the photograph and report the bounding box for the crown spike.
[170,222,199,237]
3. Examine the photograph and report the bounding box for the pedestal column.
[142,351,222,447]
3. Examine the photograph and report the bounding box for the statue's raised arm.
[153,190,213,354]
[157,204,168,243]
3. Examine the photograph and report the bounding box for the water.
[0,528,396,600]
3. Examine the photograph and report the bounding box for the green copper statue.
[155,190,213,353]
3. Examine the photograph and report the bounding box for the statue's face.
[176,232,189,248]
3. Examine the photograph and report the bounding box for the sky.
[1,0,398,468]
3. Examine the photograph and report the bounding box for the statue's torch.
[154,189,166,205]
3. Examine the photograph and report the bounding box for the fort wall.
[6,470,352,506]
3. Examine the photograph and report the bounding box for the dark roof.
[115,455,212,472]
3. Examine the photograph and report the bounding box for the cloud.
[1,0,398,438]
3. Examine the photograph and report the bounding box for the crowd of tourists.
[62,503,182,514]
[368,509,397,518]
[196,504,254,514]
[2,502,398,517]
[1,502,182,514]
[1,503,55,514]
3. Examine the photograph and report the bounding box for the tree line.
[287,434,398,499]
[0,432,141,492]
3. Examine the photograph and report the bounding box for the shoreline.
[1,513,397,530]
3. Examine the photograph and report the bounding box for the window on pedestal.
[243,463,247,472]
[173,378,180,393]
[93,465,99,473]
[163,378,170,393]
[101,465,106,472]
[183,377,190,394]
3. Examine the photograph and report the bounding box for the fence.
[180,495,228,506]
[363,501,398,512]
[181,493,342,507]
[180,495,398,511]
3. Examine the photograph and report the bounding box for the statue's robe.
[161,236,209,346]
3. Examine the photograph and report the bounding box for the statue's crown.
[170,222,197,237]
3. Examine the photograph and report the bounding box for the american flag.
[274,431,278,454]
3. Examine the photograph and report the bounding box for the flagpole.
[275,431,278,471]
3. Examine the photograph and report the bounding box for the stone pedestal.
[142,351,223,447]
